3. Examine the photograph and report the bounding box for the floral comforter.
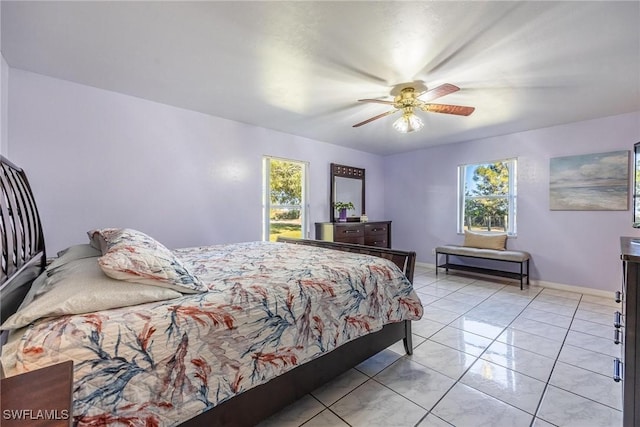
[2,241,423,426]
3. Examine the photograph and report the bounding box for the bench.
[435,245,531,289]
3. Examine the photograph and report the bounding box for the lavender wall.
[383,111,640,292]
[7,69,386,254]
[1,54,7,156]
[8,67,640,292]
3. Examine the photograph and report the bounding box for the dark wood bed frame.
[0,156,417,426]
[0,157,46,329]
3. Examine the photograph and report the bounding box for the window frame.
[457,158,517,236]
[262,156,309,242]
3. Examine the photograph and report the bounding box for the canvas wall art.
[550,150,629,210]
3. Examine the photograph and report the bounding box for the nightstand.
[1,360,73,426]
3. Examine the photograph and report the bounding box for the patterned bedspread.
[2,241,423,426]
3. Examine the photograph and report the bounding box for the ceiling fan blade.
[421,104,475,116]
[418,83,460,102]
[352,109,398,127]
[357,98,395,105]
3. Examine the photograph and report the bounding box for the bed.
[0,155,423,426]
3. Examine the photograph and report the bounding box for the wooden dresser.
[315,221,391,248]
[619,237,640,427]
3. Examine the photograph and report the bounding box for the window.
[263,157,308,242]
[458,158,517,235]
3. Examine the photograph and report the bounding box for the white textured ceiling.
[2,1,639,155]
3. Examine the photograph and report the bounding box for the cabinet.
[0,360,73,426]
[315,221,391,248]
[619,237,640,427]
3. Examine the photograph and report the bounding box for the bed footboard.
[278,237,417,354]
[278,237,416,355]
[277,237,416,282]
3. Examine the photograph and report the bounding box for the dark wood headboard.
[0,156,46,327]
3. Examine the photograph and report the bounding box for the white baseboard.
[416,262,436,269]
[530,280,614,299]
[415,261,615,298]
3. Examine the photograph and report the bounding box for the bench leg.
[520,261,523,290]
[435,252,439,276]
[519,259,530,290]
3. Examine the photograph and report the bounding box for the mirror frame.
[330,163,365,222]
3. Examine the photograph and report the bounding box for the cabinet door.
[334,224,365,244]
[627,261,640,427]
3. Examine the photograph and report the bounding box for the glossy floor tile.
[429,326,493,357]
[330,380,427,426]
[431,382,533,426]
[481,340,555,382]
[460,359,546,414]
[449,314,506,340]
[497,327,564,359]
[537,385,623,427]
[259,267,623,427]
[374,358,456,411]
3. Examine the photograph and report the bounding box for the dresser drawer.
[365,223,388,236]
[315,221,391,248]
[364,222,390,248]
[365,235,388,247]
[336,235,366,244]
[334,224,365,244]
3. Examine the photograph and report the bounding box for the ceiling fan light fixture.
[353,82,473,130]
[393,111,424,133]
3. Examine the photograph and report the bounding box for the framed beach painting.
[550,150,629,210]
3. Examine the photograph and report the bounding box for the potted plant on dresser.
[334,201,355,222]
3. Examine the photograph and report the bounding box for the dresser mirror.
[330,163,365,222]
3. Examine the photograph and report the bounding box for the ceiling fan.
[353,83,475,133]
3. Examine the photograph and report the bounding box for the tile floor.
[257,265,623,427]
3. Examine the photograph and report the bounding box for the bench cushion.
[436,245,530,262]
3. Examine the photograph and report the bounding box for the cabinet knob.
[615,291,623,303]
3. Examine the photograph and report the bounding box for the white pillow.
[21,244,104,306]
[0,257,182,330]
[13,243,102,310]
[48,244,102,271]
